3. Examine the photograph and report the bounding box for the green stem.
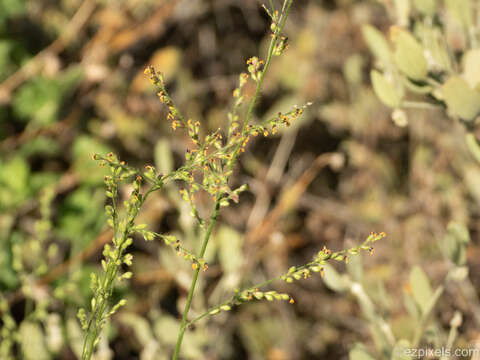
[402,101,441,110]
[172,201,220,360]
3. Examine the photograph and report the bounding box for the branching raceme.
[187,232,385,328]
[79,1,384,359]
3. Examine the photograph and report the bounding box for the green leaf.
[392,29,428,80]
[447,222,470,245]
[0,155,29,192]
[409,266,433,315]
[349,343,376,360]
[421,285,444,320]
[445,0,472,28]
[412,0,436,16]
[362,25,392,65]
[346,250,363,282]
[462,49,480,89]
[343,54,364,86]
[155,138,174,174]
[440,76,480,121]
[217,226,243,275]
[393,0,410,26]
[371,70,403,108]
[72,136,110,184]
[19,321,51,360]
[119,312,155,347]
[0,0,26,17]
[13,76,62,126]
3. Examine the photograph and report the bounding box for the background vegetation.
[1,0,480,359]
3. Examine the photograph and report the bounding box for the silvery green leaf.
[371,70,403,108]
[362,25,392,65]
[322,263,350,293]
[349,343,376,360]
[391,339,413,359]
[462,49,480,89]
[440,76,480,121]
[409,266,433,315]
[413,0,436,16]
[445,0,473,28]
[392,28,428,80]
[19,321,51,360]
[155,138,174,175]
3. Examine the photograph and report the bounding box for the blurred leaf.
[19,136,60,157]
[349,343,375,360]
[462,49,480,89]
[154,315,179,346]
[217,226,243,275]
[393,0,410,27]
[13,76,62,126]
[412,0,436,16]
[119,312,155,347]
[58,65,83,93]
[391,28,428,80]
[322,263,350,293]
[422,27,452,72]
[72,135,110,184]
[155,138,174,175]
[442,221,470,266]
[371,70,402,108]
[0,156,30,210]
[66,317,84,359]
[343,54,364,86]
[421,286,443,320]
[29,172,59,194]
[57,187,105,241]
[409,266,433,315]
[0,236,18,288]
[440,76,480,121]
[445,0,472,28]
[362,25,392,65]
[346,250,363,283]
[0,155,28,192]
[403,291,420,321]
[19,321,51,360]
[0,0,26,18]
[391,339,413,359]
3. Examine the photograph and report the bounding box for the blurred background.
[1,0,480,359]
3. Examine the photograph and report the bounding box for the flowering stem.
[172,201,220,360]
[172,2,293,358]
